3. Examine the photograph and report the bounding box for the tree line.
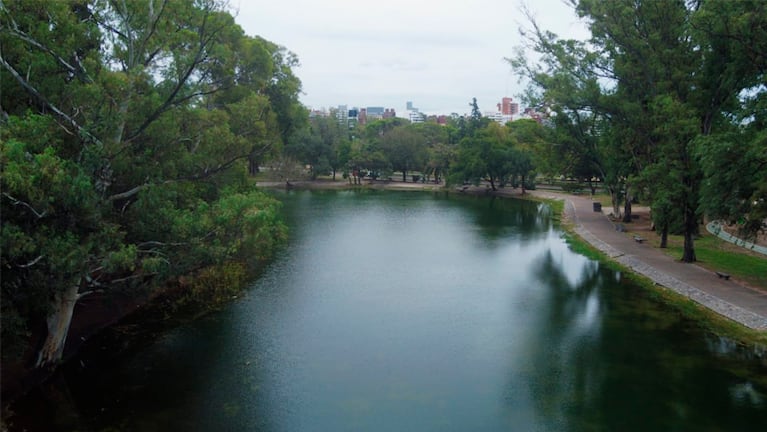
[281,97,543,190]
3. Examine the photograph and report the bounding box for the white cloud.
[233,0,589,115]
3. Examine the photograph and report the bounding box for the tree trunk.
[609,187,622,219]
[402,170,407,182]
[622,184,633,223]
[682,203,697,262]
[36,283,80,368]
[660,224,668,248]
[248,155,260,175]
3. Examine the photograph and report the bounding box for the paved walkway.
[529,191,767,330]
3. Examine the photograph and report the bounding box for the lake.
[8,190,767,431]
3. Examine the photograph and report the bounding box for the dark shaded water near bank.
[7,190,767,431]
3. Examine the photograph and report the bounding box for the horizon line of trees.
[281,97,543,190]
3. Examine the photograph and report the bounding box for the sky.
[234,0,590,116]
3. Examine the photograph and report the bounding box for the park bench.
[715,271,731,280]
[633,235,645,243]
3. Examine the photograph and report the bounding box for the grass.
[662,234,767,289]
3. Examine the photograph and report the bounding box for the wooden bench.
[633,235,645,243]
[715,271,731,280]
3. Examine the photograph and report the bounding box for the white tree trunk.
[36,282,80,368]
[610,188,622,219]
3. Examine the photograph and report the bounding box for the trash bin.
[593,202,602,212]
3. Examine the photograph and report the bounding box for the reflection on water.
[8,190,767,431]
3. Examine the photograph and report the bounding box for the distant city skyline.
[234,0,589,116]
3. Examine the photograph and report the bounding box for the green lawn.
[664,234,767,289]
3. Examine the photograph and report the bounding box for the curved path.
[530,190,767,330]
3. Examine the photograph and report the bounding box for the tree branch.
[108,152,250,201]
[0,54,102,145]
[2,192,47,218]
[16,255,45,268]
[2,13,93,83]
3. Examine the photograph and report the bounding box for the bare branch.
[2,192,47,218]
[16,255,45,268]
[76,289,105,300]
[137,240,188,248]
[108,152,251,201]
[2,12,93,83]
[107,182,152,201]
[109,273,158,285]
[0,54,102,145]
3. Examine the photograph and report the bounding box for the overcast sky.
[234,0,589,116]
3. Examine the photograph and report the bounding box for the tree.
[379,125,428,181]
[693,0,767,239]
[514,0,765,262]
[448,122,534,191]
[1,0,298,369]
[285,113,347,180]
[508,18,629,214]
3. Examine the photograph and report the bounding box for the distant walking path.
[528,190,767,330]
[706,221,767,256]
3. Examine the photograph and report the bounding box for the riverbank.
[261,179,767,335]
[1,260,265,404]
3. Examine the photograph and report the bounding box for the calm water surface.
[10,190,767,431]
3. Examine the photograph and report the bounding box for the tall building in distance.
[485,96,520,125]
[499,97,519,116]
[406,100,424,123]
[336,105,348,125]
[366,107,386,120]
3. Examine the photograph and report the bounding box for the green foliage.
[171,262,250,311]
[0,1,298,363]
[286,113,348,179]
[448,122,538,191]
[512,0,767,262]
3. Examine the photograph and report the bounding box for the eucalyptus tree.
[507,18,630,215]
[513,0,766,262]
[577,0,767,261]
[1,0,299,368]
[692,0,767,239]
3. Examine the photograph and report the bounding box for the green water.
[9,190,767,431]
